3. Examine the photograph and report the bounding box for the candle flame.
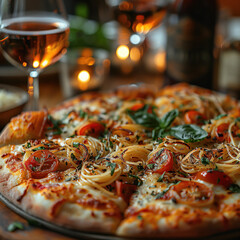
[33,61,39,68]
[116,45,129,60]
[78,70,90,83]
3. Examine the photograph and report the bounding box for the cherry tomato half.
[25,150,59,179]
[115,180,137,204]
[194,170,233,188]
[164,181,214,206]
[147,149,174,174]
[184,110,206,125]
[215,123,230,142]
[77,122,105,138]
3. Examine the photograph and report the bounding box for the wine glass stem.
[27,70,39,111]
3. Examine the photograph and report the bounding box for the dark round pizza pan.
[0,193,240,240]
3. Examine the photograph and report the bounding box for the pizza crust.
[0,110,47,147]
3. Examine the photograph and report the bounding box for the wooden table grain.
[0,201,76,240]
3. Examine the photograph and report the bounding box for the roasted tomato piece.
[77,122,105,138]
[184,110,206,125]
[194,170,233,188]
[115,180,137,204]
[147,149,174,174]
[25,150,59,179]
[165,181,214,206]
[215,123,230,142]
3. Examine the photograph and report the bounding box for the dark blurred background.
[0,0,239,107]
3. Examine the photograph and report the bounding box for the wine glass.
[0,0,69,110]
[106,0,169,46]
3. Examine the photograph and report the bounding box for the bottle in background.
[217,18,240,99]
[165,0,218,89]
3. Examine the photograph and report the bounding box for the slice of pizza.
[0,137,127,234]
[116,139,240,237]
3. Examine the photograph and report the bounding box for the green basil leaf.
[127,105,160,128]
[167,124,208,142]
[159,109,179,129]
[152,127,166,140]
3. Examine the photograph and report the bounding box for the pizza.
[0,83,240,238]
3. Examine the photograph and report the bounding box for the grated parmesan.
[0,89,22,111]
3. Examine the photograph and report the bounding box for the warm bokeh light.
[130,47,141,62]
[116,45,129,60]
[22,62,27,67]
[41,60,49,68]
[33,61,39,68]
[135,23,144,33]
[78,57,95,66]
[154,51,166,72]
[78,70,90,83]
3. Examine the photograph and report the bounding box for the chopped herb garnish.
[47,115,63,135]
[34,157,40,163]
[137,215,143,220]
[79,109,88,118]
[106,162,116,176]
[128,174,143,186]
[33,146,46,151]
[69,134,76,138]
[177,171,188,177]
[136,135,140,141]
[214,114,227,120]
[235,117,240,122]
[7,222,24,232]
[95,154,101,160]
[26,142,31,148]
[73,142,80,148]
[147,163,155,169]
[213,164,219,171]
[201,157,210,166]
[137,164,144,171]
[109,141,114,149]
[71,153,77,160]
[157,172,165,182]
[155,181,181,199]
[229,184,240,193]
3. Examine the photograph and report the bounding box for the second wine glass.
[107,0,168,45]
[0,0,69,110]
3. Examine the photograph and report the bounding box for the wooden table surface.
[0,68,164,240]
